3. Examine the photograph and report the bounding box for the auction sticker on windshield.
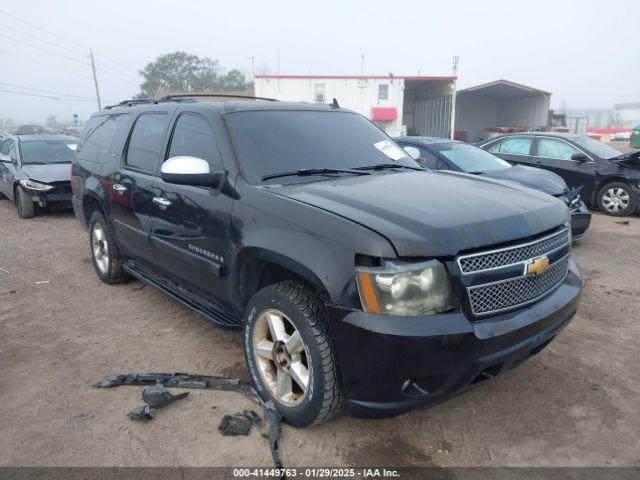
[373,140,406,161]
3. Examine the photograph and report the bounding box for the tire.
[597,181,637,216]
[243,280,345,427]
[15,187,34,219]
[88,210,129,284]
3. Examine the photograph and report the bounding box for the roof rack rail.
[158,93,278,102]
[104,99,155,109]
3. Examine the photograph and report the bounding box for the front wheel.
[243,280,345,427]
[597,181,637,216]
[16,187,34,219]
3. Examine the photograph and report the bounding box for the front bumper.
[25,182,72,209]
[570,201,591,240]
[327,259,582,419]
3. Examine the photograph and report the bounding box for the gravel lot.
[0,198,638,468]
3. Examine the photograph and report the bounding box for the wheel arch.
[232,247,332,314]
[81,191,109,227]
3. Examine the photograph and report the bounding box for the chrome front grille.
[457,228,569,274]
[468,256,569,315]
[457,228,571,317]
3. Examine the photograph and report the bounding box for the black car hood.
[478,165,568,196]
[270,171,568,257]
[21,163,70,183]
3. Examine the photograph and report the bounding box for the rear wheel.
[88,211,129,284]
[243,280,345,427]
[597,181,637,216]
[16,187,34,219]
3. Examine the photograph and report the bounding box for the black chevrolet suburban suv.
[71,95,582,427]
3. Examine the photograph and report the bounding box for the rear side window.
[0,139,11,155]
[126,113,169,173]
[167,113,223,169]
[79,114,130,163]
[487,137,532,155]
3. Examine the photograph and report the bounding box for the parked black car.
[394,136,591,240]
[71,97,581,426]
[476,132,640,216]
[0,134,77,218]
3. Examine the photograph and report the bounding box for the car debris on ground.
[126,384,189,422]
[93,372,284,470]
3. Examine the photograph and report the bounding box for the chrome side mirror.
[160,156,223,188]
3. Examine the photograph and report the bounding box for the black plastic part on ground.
[94,373,284,475]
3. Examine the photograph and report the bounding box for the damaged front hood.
[611,150,640,170]
[271,171,568,257]
[21,163,71,183]
[479,165,568,196]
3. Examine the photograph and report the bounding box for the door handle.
[153,196,172,209]
[112,183,127,192]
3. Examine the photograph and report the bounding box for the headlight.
[356,259,456,316]
[19,179,54,191]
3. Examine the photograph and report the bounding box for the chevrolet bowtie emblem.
[526,256,550,276]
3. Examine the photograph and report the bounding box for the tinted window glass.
[80,114,130,163]
[488,137,532,155]
[20,140,78,165]
[167,113,222,168]
[7,142,16,160]
[225,111,417,184]
[0,139,11,155]
[537,138,579,160]
[126,113,169,173]
[432,142,511,172]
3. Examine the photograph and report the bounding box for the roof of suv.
[102,98,354,115]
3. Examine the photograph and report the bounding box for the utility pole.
[450,56,459,139]
[90,50,102,110]
[246,56,255,80]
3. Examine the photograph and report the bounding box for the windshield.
[20,140,77,165]
[572,136,622,159]
[431,142,511,172]
[225,110,419,184]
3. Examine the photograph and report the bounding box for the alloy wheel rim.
[602,187,630,213]
[91,223,109,274]
[252,309,310,406]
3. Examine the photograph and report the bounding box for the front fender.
[230,182,397,309]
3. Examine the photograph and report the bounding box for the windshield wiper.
[352,163,422,171]
[262,168,371,181]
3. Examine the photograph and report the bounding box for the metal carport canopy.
[454,79,552,141]
[458,79,551,99]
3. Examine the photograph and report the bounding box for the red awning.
[371,107,397,121]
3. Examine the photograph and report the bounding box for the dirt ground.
[0,198,638,468]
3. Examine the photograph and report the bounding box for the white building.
[254,74,455,136]
[255,75,552,141]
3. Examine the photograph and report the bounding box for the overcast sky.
[1,0,637,125]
